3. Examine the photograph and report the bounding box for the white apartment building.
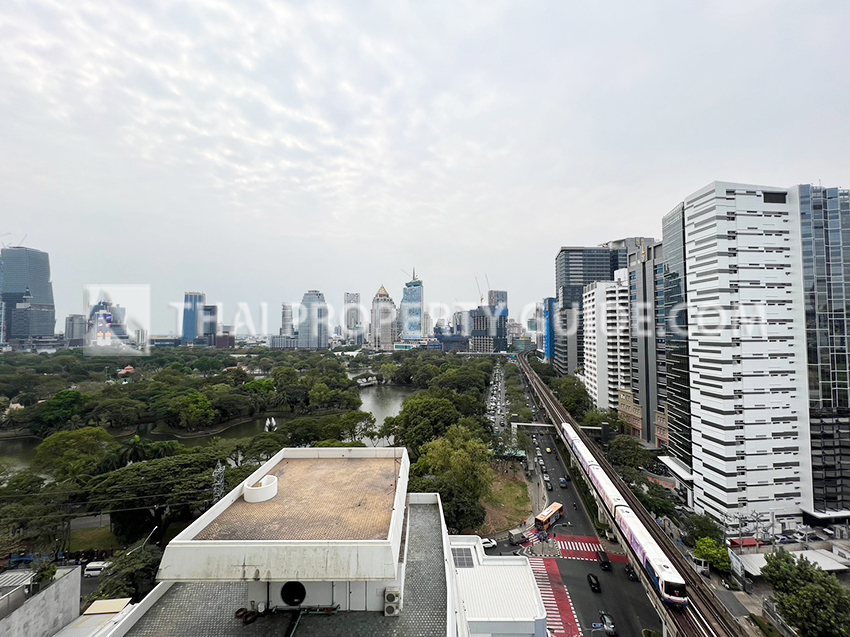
[683,182,812,528]
[582,269,630,411]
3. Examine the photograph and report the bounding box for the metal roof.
[0,570,34,589]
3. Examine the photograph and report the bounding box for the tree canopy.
[761,551,850,637]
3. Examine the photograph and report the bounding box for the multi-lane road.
[484,363,661,637]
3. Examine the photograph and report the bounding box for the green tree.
[761,551,850,637]
[169,392,216,430]
[583,408,626,434]
[33,427,120,482]
[681,513,723,545]
[415,425,493,501]
[85,544,163,606]
[693,537,730,572]
[384,395,461,459]
[32,390,90,434]
[551,376,591,419]
[607,435,653,470]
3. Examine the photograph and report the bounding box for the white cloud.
[2,0,850,331]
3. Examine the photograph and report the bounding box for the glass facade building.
[796,184,850,512]
[661,204,692,470]
[0,246,55,340]
[298,290,329,350]
[400,277,423,341]
[181,292,205,345]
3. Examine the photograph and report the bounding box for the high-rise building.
[487,290,508,316]
[64,314,87,342]
[181,292,205,345]
[370,286,396,351]
[422,311,433,338]
[400,273,423,341]
[791,184,850,515]
[202,305,218,346]
[297,290,329,350]
[470,306,507,353]
[0,246,55,341]
[618,239,667,446]
[543,297,557,362]
[280,303,294,337]
[582,270,630,411]
[343,292,363,344]
[553,239,649,376]
[661,182,812,528]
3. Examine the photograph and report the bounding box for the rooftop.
[196,456,398,541]
[121,501,448,637]
[157,447,409,582]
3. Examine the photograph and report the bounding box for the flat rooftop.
[123,502,448,637]
[196,456,398,541]
[157,447,410,582]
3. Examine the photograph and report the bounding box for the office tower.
[470,306,507,353]
[582,270,630,411]
[371,286,397,351]
[527,317,538,332]
[618,239,667,446]
[64,314,87,342]
[181,292,205,345]
[553,238,650,376]
[452,311,469,336]
[297,290,329,350]
[543,297,557,361]
[0,246,55,341]
[661,182,812,527]
[202,305,218,346]
[400,273,423,341]
[422,311,433,338]
[488,290,508,316]
[343,293,363,344]
[280,303,294,337]
[791,184,850,514]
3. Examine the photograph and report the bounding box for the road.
[484,373,661,636]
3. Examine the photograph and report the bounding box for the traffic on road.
[480,362,661,637]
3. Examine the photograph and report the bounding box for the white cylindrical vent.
[244,475,278,503]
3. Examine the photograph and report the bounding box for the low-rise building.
[90,447,545,637]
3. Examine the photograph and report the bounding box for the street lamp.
[126,526,158,556]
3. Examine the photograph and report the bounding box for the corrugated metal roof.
[455,562,546,621]
[0,570,35,589]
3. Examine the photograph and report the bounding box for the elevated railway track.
[517,353,749,637]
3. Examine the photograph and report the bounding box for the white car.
[481,538,497,549]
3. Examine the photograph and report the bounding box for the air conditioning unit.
[384,587,401,616]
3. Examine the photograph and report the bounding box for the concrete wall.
[0,567,80,637]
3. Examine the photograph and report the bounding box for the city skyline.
[4,3,850,333]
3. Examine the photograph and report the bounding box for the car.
[559,477,568,488]
[587,573,601,592]
[596,550,612,571]
[543,472,549,482]
[599,611,617,635]
[546,447,552,453]
[545,480,553,491]
[538,458,545,466]
[84,561,111,578]
[481,538,497,549]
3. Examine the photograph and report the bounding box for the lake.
[0,383,417,469]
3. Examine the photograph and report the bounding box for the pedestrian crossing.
[528,558,565,635]
[528,557,582,637]
[555,535,602,560]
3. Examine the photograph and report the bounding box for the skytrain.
[560,421,689,607]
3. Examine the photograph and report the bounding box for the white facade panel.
[683,182,812,524]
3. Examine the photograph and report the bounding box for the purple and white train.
[560,422,688,606]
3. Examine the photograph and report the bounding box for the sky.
[2,1,850,334]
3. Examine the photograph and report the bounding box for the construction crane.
[475,277,484,305]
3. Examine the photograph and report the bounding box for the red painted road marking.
[544,558,582,637]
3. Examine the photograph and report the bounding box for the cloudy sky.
[3,1,850,333]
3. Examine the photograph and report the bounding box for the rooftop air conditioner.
[384,587,401,616]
